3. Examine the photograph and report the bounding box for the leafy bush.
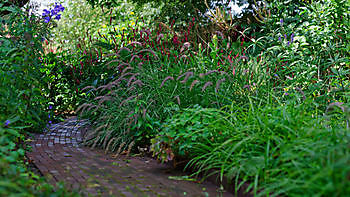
[75,16,275,153]
[254,0,349,103]
[23,0,348,196]
[51,0,159,51]
[152,100,350,196]
[150,105,232,162]
[0,4,50,130]
[0,2,77,196]
[0,121,78,197]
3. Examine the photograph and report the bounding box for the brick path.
[26,117,232,196]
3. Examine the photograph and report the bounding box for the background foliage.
[74,0,349,195]
[1,0,349,196]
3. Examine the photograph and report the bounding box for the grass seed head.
[190,80,199,91]
[160,76,174,88]
[202,81,213,92]
[215,78,226,93]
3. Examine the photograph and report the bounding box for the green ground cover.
[0,0,349,196]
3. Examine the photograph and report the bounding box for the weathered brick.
[26,117,232,196]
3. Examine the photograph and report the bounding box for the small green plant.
[150,105,232,162]
[151,98,350,196]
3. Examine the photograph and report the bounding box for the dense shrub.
[73,0,349,196]
[1,0,346,196]
[153,100,350,196]
[51,0,160,51]
[0,2,77,196]
[0,4,50,130]
[0,122,78,197]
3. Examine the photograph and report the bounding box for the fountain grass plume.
[76,103,96,115]
[105,137,119,153]
[180,72,194,84]
[202,81,213,92]
[106,59,122,68]
[199,70,218,78]
[129,54,141,63]
[215,78,226,93]
[91,135,101,149]
[131,80,144,87]
[177,71,194,81]
[127,75,137,87]
[126,41,142,48]
[119,72,135,79]
[136,49,159,60]
[97,84,112,92]
[190,80,200,91]
[102,130,112,149]
[113,142,126,158]
[94,96,104,100]
[175,95,181,105]
[120,95,137,107]
[160,76,174,88]
[98,96,112,105]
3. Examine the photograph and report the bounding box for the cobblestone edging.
[26,117,232,196]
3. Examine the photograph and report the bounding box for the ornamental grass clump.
[70,1,349,196]
[151,99,349,196]
[76,44,159,150]
[74,11,276,153]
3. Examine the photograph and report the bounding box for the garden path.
[26,117,232,197]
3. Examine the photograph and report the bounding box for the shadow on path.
[26,117,232,197]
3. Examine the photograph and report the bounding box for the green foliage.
[0,3,49,131]
[153,100,350,196]
[85,0,272,24]
[40,50,80,114]
[0,3,78,196]
[76,17,274,152]
[52,0,159,51]
[151,105,232,162]
[51,0,110,51]
[0,123,78,197]
[255,0,349,101]
[0,0,344,195]
[75,0,350,196]
[43,0,162,116]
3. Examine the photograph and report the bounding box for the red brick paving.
[26,117,232,196]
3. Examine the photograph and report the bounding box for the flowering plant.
[42,2,65,23]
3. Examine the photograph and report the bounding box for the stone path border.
[26,117,232,196]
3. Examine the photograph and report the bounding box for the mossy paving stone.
[26,117,232,196]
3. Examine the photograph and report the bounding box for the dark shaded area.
[26,117,237,196]
[0,0,30,16]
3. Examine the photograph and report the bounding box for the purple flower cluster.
[278,19,295,46]
[287,33,295,46]
[42,2,65,23]
[4,120,10,127]
[278,33,295,46]
[48,105,53,124]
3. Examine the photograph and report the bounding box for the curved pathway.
[26,117,232,196]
